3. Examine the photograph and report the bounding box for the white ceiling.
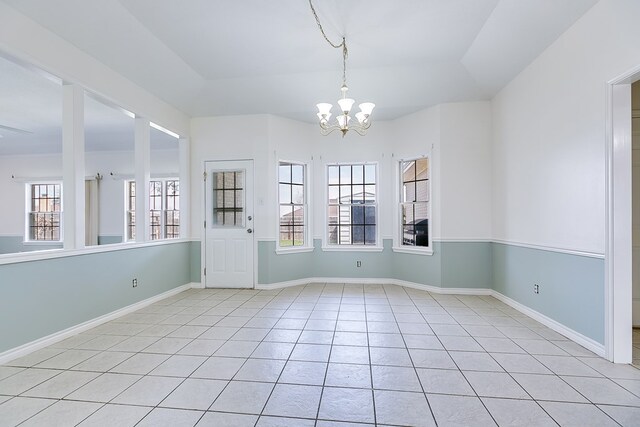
[0,0,598,150]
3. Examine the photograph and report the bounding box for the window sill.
[23,240,62,246]
[322,245,384,252]
[275,246,314,255]
[392,246,433,256]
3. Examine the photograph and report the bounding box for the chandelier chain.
[308,0,348,85]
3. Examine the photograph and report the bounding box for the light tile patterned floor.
[1,284,640,426]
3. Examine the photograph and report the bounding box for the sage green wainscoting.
[97,235,123,245]
[0,241,192,353]
[492,242,604,345]
[0,235,63,254]
[257,239,492,289]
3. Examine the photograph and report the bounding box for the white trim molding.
[491,239,604,259]
[491,291,605,357]
[0,283,197,365]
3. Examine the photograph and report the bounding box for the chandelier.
[309,0,375,137]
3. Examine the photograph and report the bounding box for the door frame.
[606,65,640,363]
[201,158,256,289]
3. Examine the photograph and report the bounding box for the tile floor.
[1,284,640,426]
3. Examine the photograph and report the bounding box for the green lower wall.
[0,236,63,254]
[256,239,492,289]
[0,241,192,353]
[492,243,604,345]
[2,238,604,355]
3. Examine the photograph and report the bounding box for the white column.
[179,137,190,239]
[135,117,151,242]
[62,84,85,250]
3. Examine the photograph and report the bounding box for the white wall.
[492,0,640,255]
[0,149,179,244]
[0,153,63,238]
[189,101,492,245]
[0,2,190,138]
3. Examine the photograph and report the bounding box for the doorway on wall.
[203,159,255,288]
[632,82,640,366]
[608,67,640,364]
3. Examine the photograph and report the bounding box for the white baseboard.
[0,283,195,365]
[490,291,606,357]
[256,277,492,296]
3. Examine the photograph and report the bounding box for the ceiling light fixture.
[309,0,375,137]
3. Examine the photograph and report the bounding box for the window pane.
[415,202,428,222]
[224,190,234,207]
[364,206,376,225]
[404,182,416,203]
[328,165,339,185]
[328,206,338,225]
[215,172,224,189]
[328,186,339,203]
[293,206,304,225]
[291,184,304,205]
[352,165,364,184]
[403,226,415,246]
[364,185,376,203]
[279,184,291,204]
[340,165,351,184]
[279,164,291,183]
[339,185,352,203]
[352,226,365,244]
[224,172,235,188]
[415,220,428,247]
[403,203,415,225]
[364,164,376,184]
[328,225,338,244]
[280,225,293,247]
[416,158,428,180]
[235,189,244,208]
[280,205,294,225]
[339,206,351,225]
[339,225,351,244]
[352,185,365,204]
[365,225,376,244]
[352,206,364,224]
[291,164,304,185]
[416,180,429,202]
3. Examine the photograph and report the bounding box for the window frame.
[125,177,180,242]
[323,161,382,252]
[24,181,63,244]
[393,157,433,255]
[276,160,312,254]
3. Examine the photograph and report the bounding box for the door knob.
[247,228,253,234]
[248,216,253,221]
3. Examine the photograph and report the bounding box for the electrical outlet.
[533,284,539,294]
[132,278,138,288]
[356,261,362,267]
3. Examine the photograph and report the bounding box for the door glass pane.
[212,169,244,227]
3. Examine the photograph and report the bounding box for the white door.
[204,160,254,288]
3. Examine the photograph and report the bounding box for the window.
[278,162,306,248]
[400,158,429,247]
[27,183,62,241]
[212,171,244,227]
[126,179,179,240]
[327,163,377,246]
